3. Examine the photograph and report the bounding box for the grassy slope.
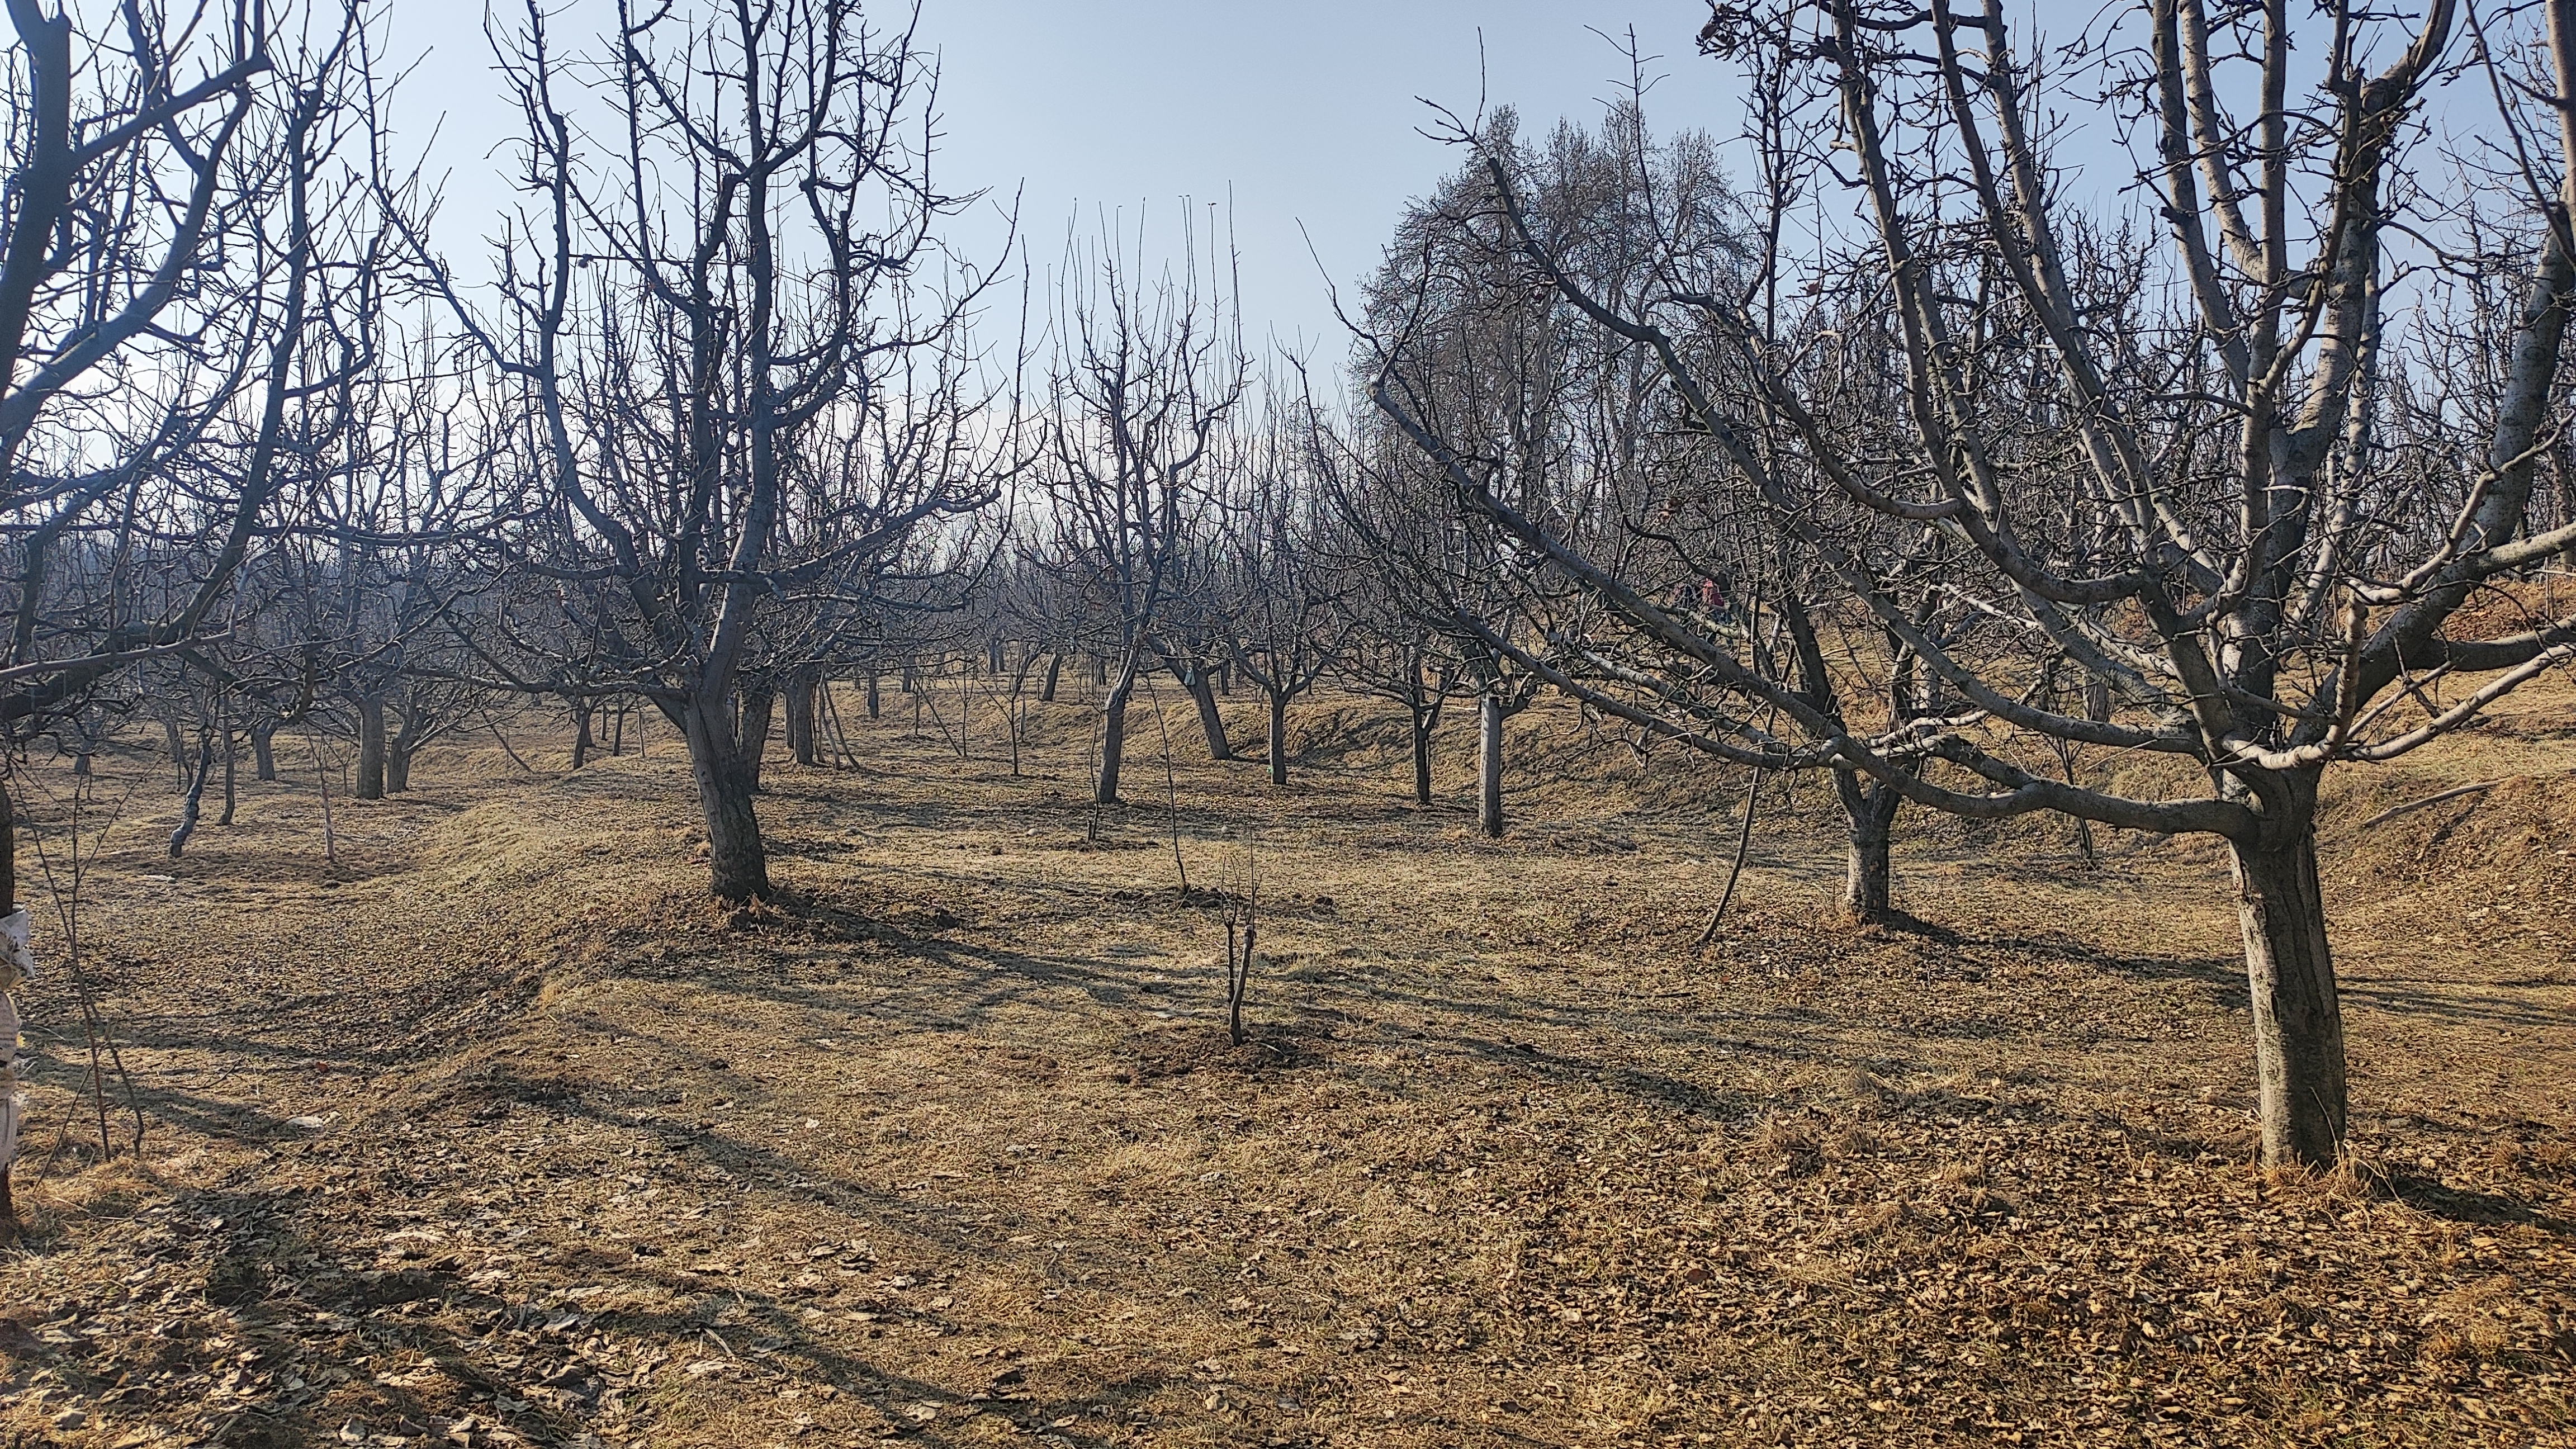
[0,670,2569,1449]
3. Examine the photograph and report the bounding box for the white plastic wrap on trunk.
[1,907,28,1175]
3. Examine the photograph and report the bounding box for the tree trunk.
[1410,704,1435,806]
[1836,771,1901,924]
[785,674,818,768]
[251,723,277,782]
[1266,687,1289,787]
[865,670,882,719]
[2230,792,2346,1171]
[1098,656,1139,804]
[219,724,237,827]
[988,636,1006,675]
[386,698,422,794]
[1182,666,1230,761]
[1477,694,1505,838]
[0,783,13,1233]
[685,699,771,904]
[354,696,386,801]
[738,686,777,793]
[572,704,594,770]
[164,714,186,779]
[1040,653,1062,703]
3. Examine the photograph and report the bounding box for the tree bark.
[1410,705,1435,806]
[387,698,423,793]
[1836,770,1901,924]
[2230,784,2346,1170]
[1182,665,1230,761]
[865,670,882,719]
[219,723,236,826]
[0,781,12,1233]
[354,695,386,801]
[1477,693,1505,838]
[686,698,771,903]
[784,674,818,768]
[738,686,777,793]
[1040,652,1062,703]
[251,722,277,782]
[1266,687,1290,786]
[1098,655,1139,804]
[572,704,594,770]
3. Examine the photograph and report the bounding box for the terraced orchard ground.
[1,676,2572,1449]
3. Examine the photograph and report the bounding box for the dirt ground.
[1,674,2571,1449]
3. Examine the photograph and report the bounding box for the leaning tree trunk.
[685,698,772,903]
[1835,770,1902,925]
[251,723,277,782]
[1266,687,1291,787]
[1040,653,1063,703]
[784,674,819,768]
[1097,655,1140,804]
[1182,666,1231,761]
[1476,694,1505,839]
[354,696,387,801]
[2229,776,2346,1171]
[1410,704,1436,807]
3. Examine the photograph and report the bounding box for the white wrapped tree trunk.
[1,907,29,1196]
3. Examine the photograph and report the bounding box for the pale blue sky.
[380,1,1734,359]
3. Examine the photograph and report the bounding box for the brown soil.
[1,674,2571,1449]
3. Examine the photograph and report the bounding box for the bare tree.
[1034,214,1249,804]
[1370,0,2576,1170]
[404,0,997,901]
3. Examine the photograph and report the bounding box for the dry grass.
[0,671,2570,1448]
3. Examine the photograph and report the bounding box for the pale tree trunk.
[685,698,771,903]
[1409,704,1436,807]
[784,674,818,767]
[2229,774,2346,1170]
[163,714,186,779]
[251,722,277,782]
[354,696,386,801]
[1477,694,1505,839]
[1098,654,1140,804]
[1182,665,1231,761]
[1266,687,1290,787]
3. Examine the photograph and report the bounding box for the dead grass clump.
[1843,1067,1908,1118]
[1824,1121,1884,1161]
[1750,1116,1825,1177]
